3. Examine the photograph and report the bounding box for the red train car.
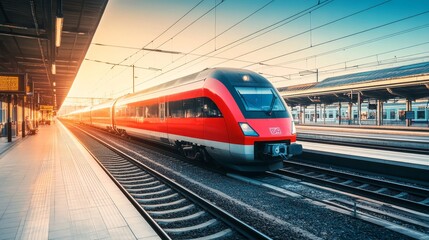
[66,68,302,171]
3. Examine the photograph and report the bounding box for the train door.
[159,101,165,122]
[158,97,168,142]
[111,98,121,132]
[202,95,229,160]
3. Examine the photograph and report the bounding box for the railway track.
[279,160,429,214]
[228,170,429,239]
[69,124,270,240]
[63,122,429,239]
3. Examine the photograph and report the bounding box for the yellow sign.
[40,105,54,111]
[0,76,19,91]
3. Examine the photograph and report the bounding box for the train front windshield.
[235,87,286,112]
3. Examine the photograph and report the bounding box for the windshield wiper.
[266,91,277,116]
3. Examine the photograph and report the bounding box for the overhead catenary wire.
[99,3,427,75]
[205,0,334,59]
[112,0,207,69]
[241,10,429,68]
[272,24,429,68]
[267,51,429,87]
[123,1,414,95]
[318,41,429,71]
[95,0,227,95]
[129,0,227,68]
[106,0,283,96]
[255,23,429,77]
[86,0,334,98]
[209,0,392,68]
[153,0,275,70]
[75,1,428,100]
[87,0,209,95]
[94,0,420,95]
[171,0,335,73]
[126,0,334,94]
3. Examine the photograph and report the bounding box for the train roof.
[121,68,272,98]
[90,68,273,107]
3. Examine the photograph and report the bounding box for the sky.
[61,0,429,110]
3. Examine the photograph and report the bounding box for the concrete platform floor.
[0,122,160,240]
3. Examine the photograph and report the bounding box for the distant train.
[291,101,429,126]
[63,68,302,171]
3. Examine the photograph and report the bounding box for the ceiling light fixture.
[52,63,56,74]
[55,0,63,47]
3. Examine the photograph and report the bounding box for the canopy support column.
[338,102,342,125]
[376,100,383,126]
[406,99,412,127]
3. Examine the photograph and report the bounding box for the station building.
[279,61,429,128]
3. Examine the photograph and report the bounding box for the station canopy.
[279,61,429,106]
[0,0,108,110]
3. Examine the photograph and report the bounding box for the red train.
[64,68,302,171]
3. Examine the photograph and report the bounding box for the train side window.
[146,104,158,118]
[203,97,222,118]
[169,100,184,118]
[136,106,145,117]
[183,99,196,118]
[128,105,136,117]
[195,98,203,117]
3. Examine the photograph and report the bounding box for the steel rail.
[280,160,429,214]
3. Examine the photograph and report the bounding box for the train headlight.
[291,121,296,135]
[239,122,259,136]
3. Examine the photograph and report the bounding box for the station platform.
[299,141,429,168]
[296,124,429,135]
[296,125,429,153]
[0,122,160,239]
